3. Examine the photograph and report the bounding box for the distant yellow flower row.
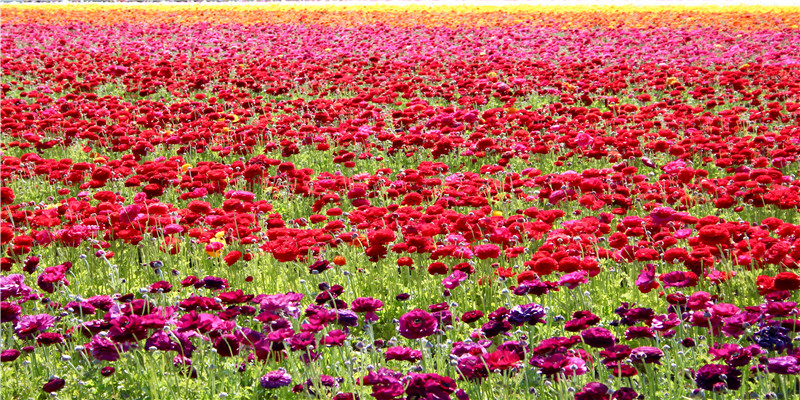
[2,4,798,29]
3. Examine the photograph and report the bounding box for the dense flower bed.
[2,4,800,400]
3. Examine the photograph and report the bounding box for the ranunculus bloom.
[0,349,21,362]
[694,364,742,391]
[581,327,616,348]
[766,356,800,374]
[42,377,65,393]
[398,309,438,340]
[260,369,292,389]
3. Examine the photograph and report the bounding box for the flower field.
[2,3,800,399]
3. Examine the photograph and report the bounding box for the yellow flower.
[492,210,504,217]
[181,164,192,173]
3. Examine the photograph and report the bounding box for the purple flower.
[398,309,438,340]
[649,207,679,227]
[255,292,304,318]
[384,346,422,362]
[512,279,554,296]
[581,327,616,348]
[0,274,32,301]
[89,336,122,362]
[442,270,468,289]
[0,302,22,324]
[750,325,793,353]
[336,309,359,327]
[635,264,658,293]
[558,270,589,289]
[507,303,546,326]
[629,346,664,364]
[457,355,489,381]
[575,382,610,400]
[351,297,383,322]
[612,387,638,400]
[766,356,800,375]
[404,373,456,400]
[530,353,587,377]
[260,369,292,389]
[695,364,742,391]
[322,329,348,347]
[1,349,21,362]
[14,314,55,339]
[481,319,512,338]
[42,377,65,393]
[709,343,761,367]
[361,368,404,399]
[659,271,698,288]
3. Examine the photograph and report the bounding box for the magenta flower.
[260,369,292,389]
[558,270,589,289]
[442,270,468,289]
[351,297,384,322]
[398,309,438,340]
[384,346,422,362]
[635,263,658,293]
[766,356,800,374]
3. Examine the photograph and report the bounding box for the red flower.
[773,272,800,291]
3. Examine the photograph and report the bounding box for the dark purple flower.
[42,377,65,393]
[403,373,456,400]
[100,366,115,376]
[507,303,546,326]
[457,355,489,381]
[481,319,512,338]
[260,369,292,389]
[89,336,122,362]
[624,326,655,340]
[581,327,616,348]
[398,309,438,340]
[336,309,359,327]
[512,279,554,296]
[461,310,484,324]
[629,346,664,364]
[0,302,22,323]
[308,260,331,274]
[612,387,638,400]
[1,349,21,362]
[575,382,610,400]
[695,364,742,391]
[750,325,793,353]
[213,334,240,357]
[201,276,227,290]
